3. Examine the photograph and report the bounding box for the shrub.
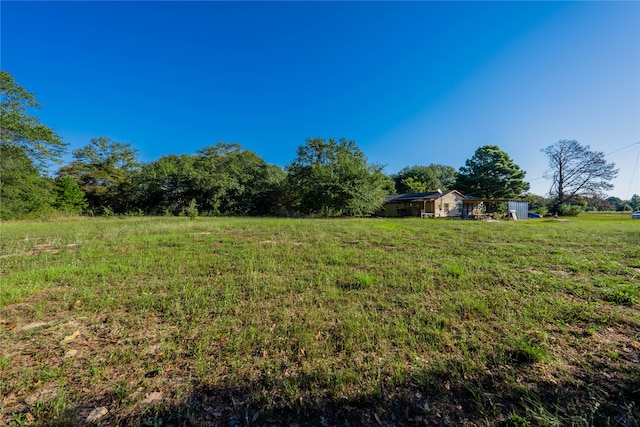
[185,198,198,220]
[558,203,582,217]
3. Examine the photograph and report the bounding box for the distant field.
[1,215,638,426]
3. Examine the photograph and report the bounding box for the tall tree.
[136,154,199,215]
[0,71,64,218]
[0,71,66,170]
[134,144,287,216]
[250,164,289,216]
[52,175,88,214]
[391,164,457,194]
[59,136,140,213]
[455,145,529,199]
[542,140,618,204]
[194,143,284,215]
[287,137,392,216]
[606,196,626,212]
[0,145,53,219]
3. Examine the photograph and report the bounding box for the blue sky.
[2,1,639,198]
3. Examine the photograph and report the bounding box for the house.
[378,190,529,219]
[378,190,467,218]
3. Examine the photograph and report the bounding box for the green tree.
[455,145,529,199]
[59,137,140,214]
[52,175,87,214]
[1,71,66,170]
[401,176,428,193]
[525,193,550,215]
[194,143,284,215]
[0,71,65,219]
[135,154,199,215]
[0,145,53,219]
[606,196,626,212]
[581,196,613,212]
[542,140,618,204]
[287,137,392,216]
[391,164,458,194]
[431,164,458,190]
[629,194,640,211]
[134,144,286,216]
[250,164,289,215]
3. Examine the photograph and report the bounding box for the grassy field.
[1,214,638,426]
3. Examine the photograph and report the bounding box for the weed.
[511,336,548,364]
[508,413,531,427]
[0,356,9,370]
[604,285,638,306]
[355,272,375,288]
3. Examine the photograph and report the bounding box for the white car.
[632,211,640,219]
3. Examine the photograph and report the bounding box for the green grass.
[0,215,638,425]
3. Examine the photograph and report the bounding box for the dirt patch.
[15,321,50,332]
[0,243,78,259]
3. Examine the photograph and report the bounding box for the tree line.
[2,70,632,220]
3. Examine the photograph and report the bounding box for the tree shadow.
[31,355,639,427]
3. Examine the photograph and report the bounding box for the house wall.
[434,193,464,217]
[380,202,401,217]
[379,201,422,217]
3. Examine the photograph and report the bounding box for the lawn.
[1,215,638,426]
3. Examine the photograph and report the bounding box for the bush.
[185,198,198,220]
[558,203,582,217]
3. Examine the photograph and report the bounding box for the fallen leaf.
[6,323,17,331]
[86,407,108,423]
[60,330,80,344]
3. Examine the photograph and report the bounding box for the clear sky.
[2,1,639,198]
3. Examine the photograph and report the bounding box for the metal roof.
[384,190,526,204]
[385,190,463,203]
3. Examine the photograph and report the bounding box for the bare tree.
[542,140,618,204]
